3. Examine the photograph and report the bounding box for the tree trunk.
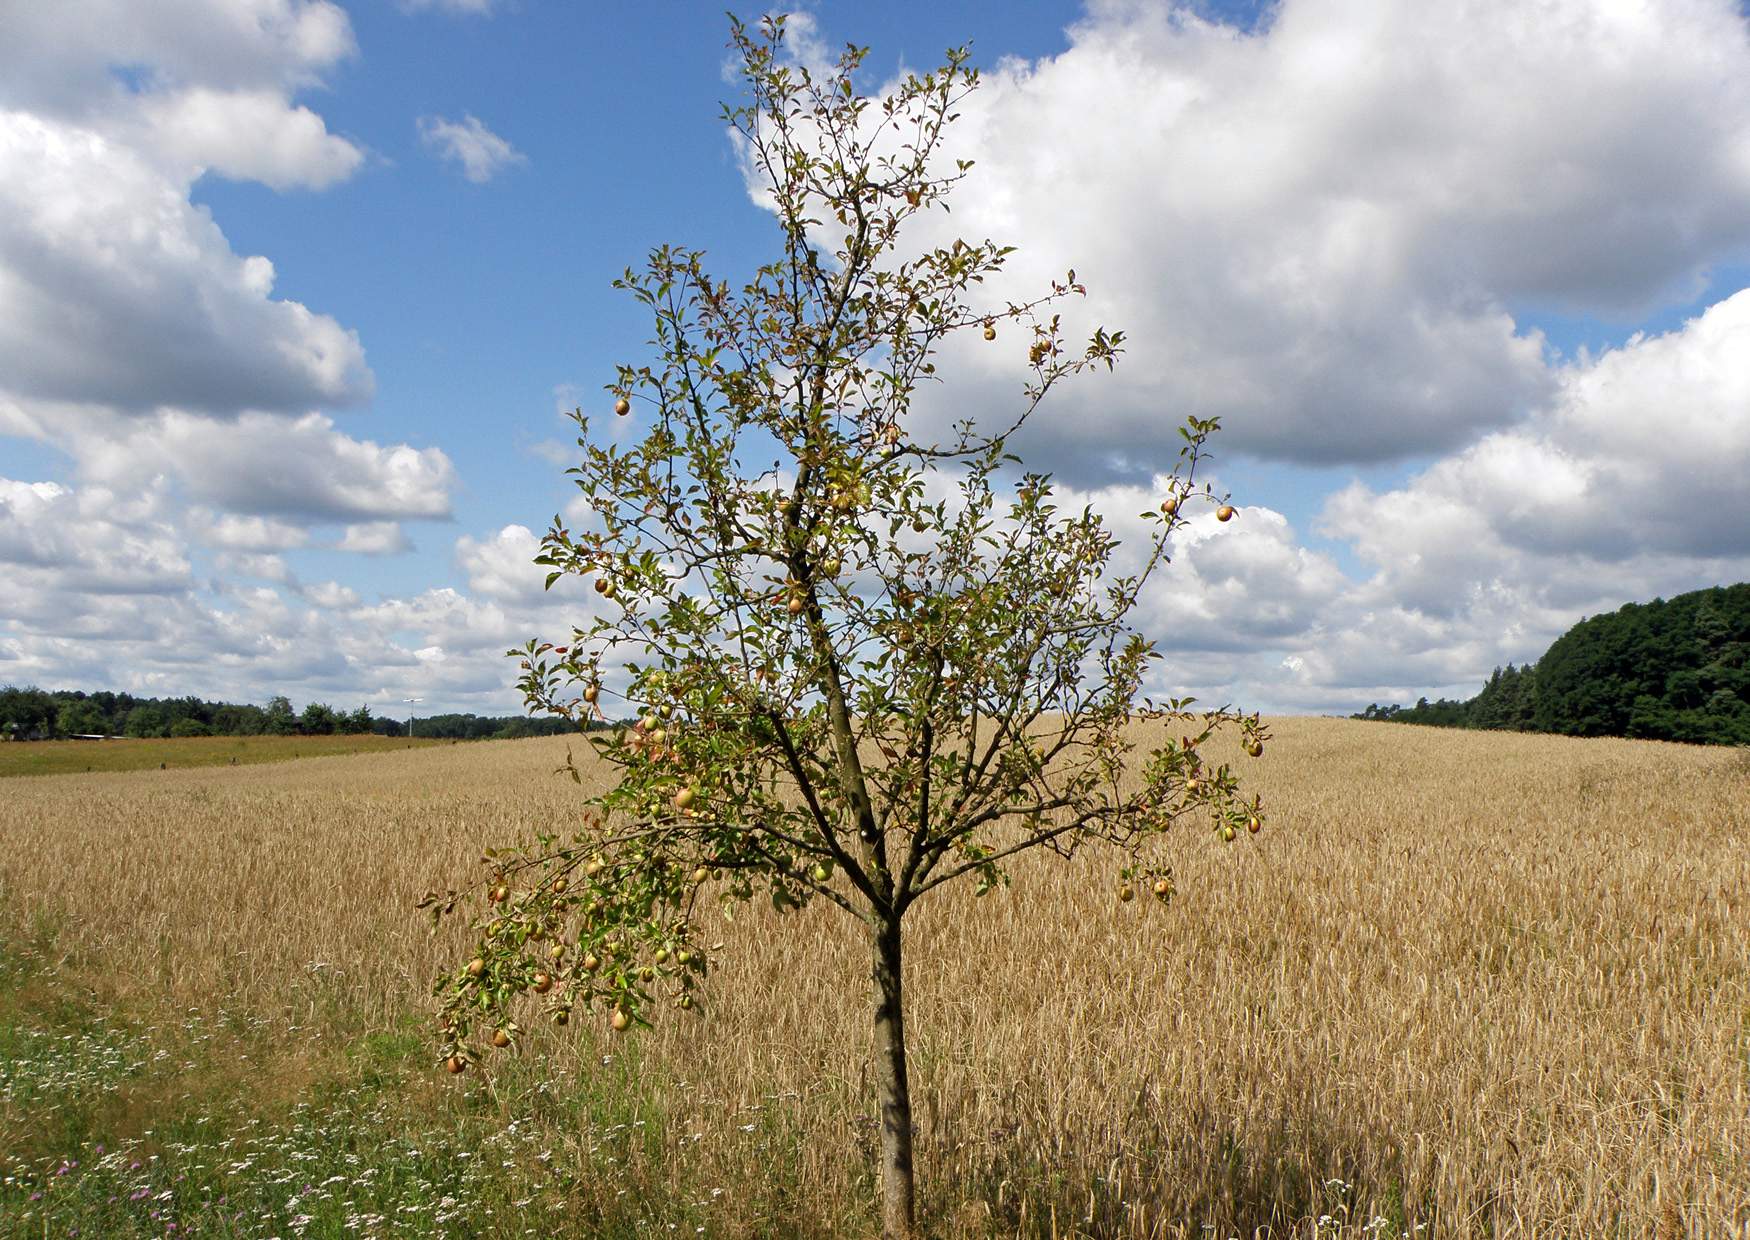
[872,914,916,1239]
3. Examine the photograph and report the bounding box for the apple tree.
[424,17,1269,1238]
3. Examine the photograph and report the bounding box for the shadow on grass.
[917,1095,1438,1239]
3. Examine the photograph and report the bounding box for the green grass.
[0,1033,568,1238]
[0,910,709,1240]
[0,733,446,778]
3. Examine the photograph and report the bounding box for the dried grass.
[1,717,1746,1236]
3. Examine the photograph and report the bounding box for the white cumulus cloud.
[0,112,371,415]
[134,87,363,189]
[763,0,1750,482]
[399,0,497,14]
[338,521,415,555]
[55,411,456,523]
[418,113,526,183]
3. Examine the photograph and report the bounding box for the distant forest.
[1354,583,1750,745]
[0,687,594,742]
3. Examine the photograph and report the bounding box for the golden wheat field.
[1,717,1746,1237]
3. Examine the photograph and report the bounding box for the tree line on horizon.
[0,687,591,743]
[8,583,1742,748]
[1354,583,1750,745]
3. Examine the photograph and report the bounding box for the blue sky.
[3,0,1749,718]
[174,2,1182,592]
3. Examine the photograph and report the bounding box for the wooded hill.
[1354,583,1750,745]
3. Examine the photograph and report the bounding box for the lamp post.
[403,698,423,739]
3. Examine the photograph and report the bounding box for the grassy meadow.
[0,732,444,778]
[0,718,1746,1237]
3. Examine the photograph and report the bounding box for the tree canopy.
[1353,583,1750,745]
[426,18,1268,1237]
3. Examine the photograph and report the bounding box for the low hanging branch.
[422,16,1270,1238]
